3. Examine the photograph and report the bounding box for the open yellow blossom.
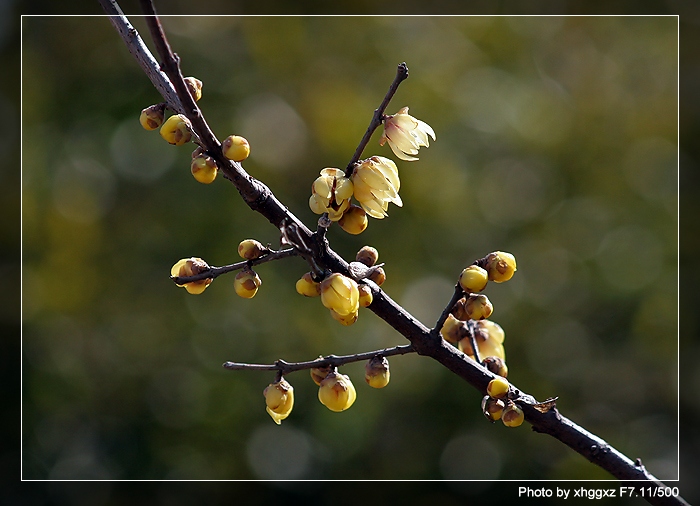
[380,106,435,161]
[351,156,402,219]
[309,168,354,221]
[263,378,294,425]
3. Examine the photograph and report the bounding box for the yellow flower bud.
[459,265,489,293]
[263,378,294,425]
[365,356,390,389]
[139,104,164,130]
[486,377,510,399]
[459,319,506,361]
[502,402,525,427]
[356,245,379,267]
[171,257,212,294]
[440,313,468,344]
[234,269,261,298]
[222,135,250,162]
[160,114,192,146]
[484,251,517,283]
[318,371,356,412]
[482,356,508,378]
[296,272,321,297]
[309,168,354,221]
[329,308,358,326]
[320,273,359,316]
[338,205,368,235]
[237,239,265,260]
[183,76,203,102]
[191,155,218,184]
[481,395,506,422]
[464,293,493,320]
[310,364,332,386]
[367,266,386,286]
[358,284,373,308]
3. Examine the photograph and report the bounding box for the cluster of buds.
[295,246,384,326]
[234,239,265,299]
[307,108,434,233]
[481,377,524,427]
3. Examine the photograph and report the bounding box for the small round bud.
[482,356,508,378]
[484,251,517,283]
[502,402,525,427]
[238,239,265,260]
[329,308,358,326]
[440,314,468,344]
[310,364,332,386]
[171,257,212,294]
[234,269,261,298]
[263,378,294,425]
[183,76,203,102]
[459,265,489,293]
[464,293,493,320]
[160,114,192,146]
[338,205,368,235]
[365,356,390,389]
[318,371,356,412]
[222,135,250,162]
[356,245,379,267]
[367,266,386,286]
[139,104,165,130]
[320,273,359,316]
[481,395,506,422]
[358,284,373,308]
[296,272,321,297]
[191,155,218,184]
[486,377,510,399]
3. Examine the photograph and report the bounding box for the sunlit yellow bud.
[358,284,373,308]
[238,239,265,260]
[339,205,368,235]
[368,266,386,286]
[465,293,493,320]
[171,257,212,294]
[318,371,356,412]
[486,377,510,399]
[222,135,251,162]
[356,245,379,267]
[234,269,261,298]
[263,378,294,425]
[440,314,468,344]
[329,308,358,326]
[476,319,506,344]
[190,155,218,184]
[482,356,508,378]
[380,106,436,162]
[310,364,332,386]
[139,104,165,130]
[309,168,354,221]
[482,395,506,422]
[461,319,506,361]
[296,272,321,297]
[320,273,359,316]
[351,156,401,219]
[502,402,525,427]
[160,114,192,146]
[459,265,489,293]
[484,251,517,283]
[183,76,203,102]
[365,356,390,389]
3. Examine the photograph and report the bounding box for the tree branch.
[100,5,686,504]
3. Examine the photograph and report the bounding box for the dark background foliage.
[9,5,697,503]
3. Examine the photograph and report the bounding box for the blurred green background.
[22,15,678,485]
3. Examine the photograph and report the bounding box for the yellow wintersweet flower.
[320,273,359,317]
[263,378,294,425]
[351,156,402,219]
[318,371,356,412]
[380,106,435,161]
[309,168,354,221]
[170,257,212,294]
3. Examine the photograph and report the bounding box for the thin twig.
[223,344,415,374]
[344,62,409,177]
[171,247,297,284]
[432,283,463,337]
